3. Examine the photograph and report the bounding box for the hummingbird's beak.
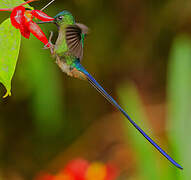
[37,20,55,24]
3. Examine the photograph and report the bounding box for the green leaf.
[0,18,21,97]
[0,0,32,9]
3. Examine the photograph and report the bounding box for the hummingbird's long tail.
[75,60,183,169]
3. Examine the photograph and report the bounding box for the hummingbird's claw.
[43,31,55,54]
[48,31,54,43]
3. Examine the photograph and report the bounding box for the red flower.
[62,158,90,180]
[34,159,119,180]
[0,0,54,47]
[105,164,119,180]
[35,172,54,180]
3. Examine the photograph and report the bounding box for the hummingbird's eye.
[57,16,63,20]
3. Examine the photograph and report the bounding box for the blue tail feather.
[75,61,183,170]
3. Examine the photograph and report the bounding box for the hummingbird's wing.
[75,23,89,35]
[74,60,183,170]
[65,23,88,60]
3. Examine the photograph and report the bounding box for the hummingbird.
[38,10,183,169]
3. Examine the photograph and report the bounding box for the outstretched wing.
[65,23,88,60]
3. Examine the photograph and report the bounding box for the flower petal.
[10,6,25,29]
[63,158,89,180]
[20,25,30,39]
[31,10,54,21]
[26,20,49,46]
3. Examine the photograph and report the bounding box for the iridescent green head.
[37,10,75,26]
[54,10,75,25]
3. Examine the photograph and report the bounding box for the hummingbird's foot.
[43,31,55,54]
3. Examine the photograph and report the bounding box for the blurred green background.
[0,0,191,179]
